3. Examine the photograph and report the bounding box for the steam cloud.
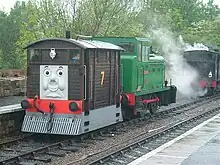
[150,28,206,98]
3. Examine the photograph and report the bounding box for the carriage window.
[70,49,80,64]
[96,50,110,63]
[99,50,107,63]
[29,49,42,62]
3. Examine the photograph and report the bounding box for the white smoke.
[150,28,206,98]
[179,36,210,51]
[184,43,209,51]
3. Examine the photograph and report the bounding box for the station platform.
[0,96,24,114]
[128,113,220,165]
[0,103,22,114]
[0,96,24,107]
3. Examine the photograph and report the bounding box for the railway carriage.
[21,32,124,135]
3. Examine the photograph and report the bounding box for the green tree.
[72,0,143,36]
[0,1,26,68]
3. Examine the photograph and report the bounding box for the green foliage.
[183,19,220,47]
[74,0,144,36]
[0,0,220,68]
[0,1,26,69]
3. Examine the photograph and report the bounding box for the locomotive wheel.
[149,102,157,114]
[149,95,158,115]
[121,106,135,120]
[207,87,214,96]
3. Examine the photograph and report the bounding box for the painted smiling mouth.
[48,86,58,92]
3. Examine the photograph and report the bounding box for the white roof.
[26,38,124,51]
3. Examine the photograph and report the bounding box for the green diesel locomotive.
[93,37,177,119]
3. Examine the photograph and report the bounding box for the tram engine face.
[40,65,68,100]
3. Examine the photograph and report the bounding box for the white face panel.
[40,65,68,100]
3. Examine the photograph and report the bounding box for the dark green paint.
[92,37,168,96]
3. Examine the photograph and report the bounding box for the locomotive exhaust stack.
[65,31,71,39]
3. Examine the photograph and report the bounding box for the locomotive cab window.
[69,49,81,64]
[118,43,134,53]
[142,46,150,62]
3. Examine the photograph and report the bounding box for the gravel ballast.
[42,98,220,165]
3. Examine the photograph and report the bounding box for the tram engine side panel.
[21,38,123,135]
[83,49,123,132]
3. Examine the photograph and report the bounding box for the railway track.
[84,108,220,165]
[80,103,220,164]
[0,94,219,165]
[0,134,88,165]
[67,95,220,165]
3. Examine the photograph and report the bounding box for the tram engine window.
[70,49,80,64]
[29,49,42,62]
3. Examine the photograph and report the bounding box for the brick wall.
[0,78,26,97]
[0,110,25,137]
[0,69,26,97]
[0,69,26,77]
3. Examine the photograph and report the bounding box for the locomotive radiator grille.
[21,115,82,135]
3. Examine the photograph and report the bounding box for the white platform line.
[0,104,22,114]
[128,113,220,165]
[152,154,187,159]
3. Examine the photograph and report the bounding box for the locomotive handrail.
[120,64,123,92]
[142,66,144,87]
[116,64,119,94]
[84,65,87,100]
[136,66,138,89]
[90,65,93,100]
[76,35,93,40]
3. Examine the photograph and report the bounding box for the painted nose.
[50,79,57,84]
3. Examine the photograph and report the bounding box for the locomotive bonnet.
[21,32,124,135]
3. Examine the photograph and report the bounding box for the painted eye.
[43,69,51,76]
[57,69,63,76]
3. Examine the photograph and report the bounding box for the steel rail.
[0,94,219,165]
[84,106,220,165]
